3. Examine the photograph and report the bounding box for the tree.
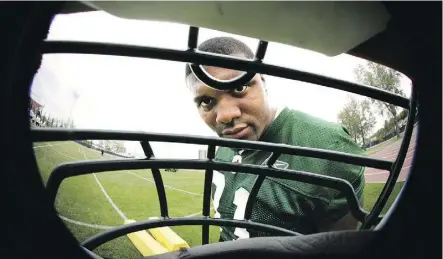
[68,120,75,129]
[355,61,405,138]
[40,112,47,126]
[113,141,126,154]
[338,99,359,143]
[103,141,113,152]
[338,96,376,146]
[96,140,105,149]
[100,140,126,154]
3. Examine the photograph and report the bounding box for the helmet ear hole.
[260,75,268,94]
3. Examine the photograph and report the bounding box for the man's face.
[187,64,275,141]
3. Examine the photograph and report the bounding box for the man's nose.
[215,97,241,125]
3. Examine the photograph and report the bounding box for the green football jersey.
[212,107,366,241]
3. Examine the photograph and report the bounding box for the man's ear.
[186,74,199,95]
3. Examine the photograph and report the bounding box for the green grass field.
[33,141,405,259]
[366,136,400,155]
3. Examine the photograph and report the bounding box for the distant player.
[101,149,104,158]
[185,37,365,241]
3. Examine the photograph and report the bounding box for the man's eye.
[199,98,213,108]
[233,85,248,93]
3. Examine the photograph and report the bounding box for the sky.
[30,11,412,158]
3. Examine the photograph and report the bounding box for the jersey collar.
[237,106,287,155]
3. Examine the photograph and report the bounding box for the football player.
[185,37,365,242]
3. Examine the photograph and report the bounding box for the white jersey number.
[212,170,251,239]
[212,171,225,220]
[233,187,250,239]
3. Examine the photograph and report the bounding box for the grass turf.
[363,181,405,214]
[34,141,219,259]
[365,136,400,156]
[34,141,405,259]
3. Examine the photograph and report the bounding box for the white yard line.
[79,148,128,221]
[92,173,128,220]
[33,142,68,149]
[33,144,53,149]
[125,171,202,197]
[185,211,203,217]
[365,165,412,176]
[365,171,389,176]
[61,210,206,228]
[49,145,206,225]
[50,147,77,160]
[45,146,125,228]
[185,205,214,217]
[59,215,115,230]
[379,148,416,160]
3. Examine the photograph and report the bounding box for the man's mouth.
[221,125,250,139]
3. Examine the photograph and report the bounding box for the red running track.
[364,125,418,183]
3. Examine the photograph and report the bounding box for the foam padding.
[124,219,168,256]
[147,217,190,251]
